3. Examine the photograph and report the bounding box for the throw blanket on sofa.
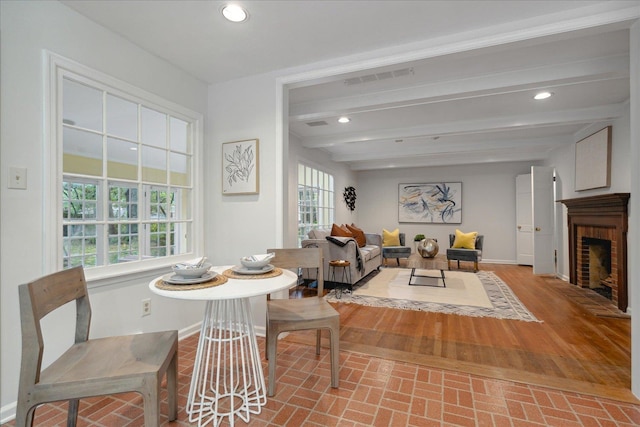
[326,236,364,273]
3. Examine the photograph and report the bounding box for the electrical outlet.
[142,298,151,316]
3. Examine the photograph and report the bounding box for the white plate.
[231,264,275,275]
[162,271,217,285]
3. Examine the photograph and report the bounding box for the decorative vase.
[418,238,439,258]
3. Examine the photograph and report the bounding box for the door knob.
[535,227,541,231]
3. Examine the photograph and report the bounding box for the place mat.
[155,274,228,291]
[223,267,283,280]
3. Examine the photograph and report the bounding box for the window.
[297,163,334,245]
[49,55,202,276]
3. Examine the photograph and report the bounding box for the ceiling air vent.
[306,120,329,127]
[344,67,413,86]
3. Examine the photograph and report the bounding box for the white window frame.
[297,162,335,246]
[45,53,204,285]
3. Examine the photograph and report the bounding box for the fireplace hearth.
[560,193,629,312]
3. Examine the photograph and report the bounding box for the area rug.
[325,268,540,322]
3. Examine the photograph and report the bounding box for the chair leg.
[15,402,36,427]
[329,323,340,389]
[167,352,178,421]
[267,325,279,397]
[67,399,80,427]
[265,316,269,360]
[316,329,321,355]
[142,377,160,427]
[474,261,479,272]
[396,258,400,266]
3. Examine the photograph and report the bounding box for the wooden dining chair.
[265,247,340,396]
[16,266,178,427]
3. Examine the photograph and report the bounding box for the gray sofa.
[301,229,382,285]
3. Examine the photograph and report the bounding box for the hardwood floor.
[288,263,635,403]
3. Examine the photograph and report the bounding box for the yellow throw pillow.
[382,228,401,247]
[452,229,478,249]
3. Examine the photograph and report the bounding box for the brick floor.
[4,333,640,426]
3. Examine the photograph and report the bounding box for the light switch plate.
[8,167,27,189]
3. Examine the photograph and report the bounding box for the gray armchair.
[446,234,483,272]
[382,232,412,266]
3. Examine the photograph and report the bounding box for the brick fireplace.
[560,193,630,312]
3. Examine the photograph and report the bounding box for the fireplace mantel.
[559,193,630,213]
[559,193,629,311]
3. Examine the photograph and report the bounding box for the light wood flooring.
[288,262,635,404]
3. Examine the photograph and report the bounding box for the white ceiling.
[61,1,639,170]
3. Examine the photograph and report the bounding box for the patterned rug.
[325,268,540,322]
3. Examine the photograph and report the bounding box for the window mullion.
[99,91,109,267]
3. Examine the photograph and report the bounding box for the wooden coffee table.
[406,254,448,287]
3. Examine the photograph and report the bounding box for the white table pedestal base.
[187,298,266,426]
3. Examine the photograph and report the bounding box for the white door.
[532,166,555,274]
[516,174,533,265]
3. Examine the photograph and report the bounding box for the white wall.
[355,162,537,262]
[207,72,282,263]
[0,1,208,419]
[546,110,631,283]
[206,72,287,336]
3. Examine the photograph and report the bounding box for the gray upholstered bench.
[446,234,483,272]
[382,232,412,266]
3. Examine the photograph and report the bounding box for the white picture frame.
[222,138,259,195]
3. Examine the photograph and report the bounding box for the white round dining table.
[149,265,297,427]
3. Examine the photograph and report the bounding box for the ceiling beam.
[299,103,626,148]
[290,55,629,122]
[329,135,574,162]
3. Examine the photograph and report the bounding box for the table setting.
[223,252,283,279]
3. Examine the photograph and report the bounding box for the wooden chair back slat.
[27,266,88,322]
[267,248,324,296]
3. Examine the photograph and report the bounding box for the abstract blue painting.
[398,182,462,223]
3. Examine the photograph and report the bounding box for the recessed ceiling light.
[338,117,351,124]
[222,4,248,22]
[534,91,553,100]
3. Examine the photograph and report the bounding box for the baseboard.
[178,321,202,340]
[1,402,17,425]
[481,259,517,265]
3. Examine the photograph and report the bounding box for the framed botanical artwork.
[574,126,611,191]
[222,138,259,195]
[398,182,462,223]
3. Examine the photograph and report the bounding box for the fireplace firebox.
[560,193,629,312]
